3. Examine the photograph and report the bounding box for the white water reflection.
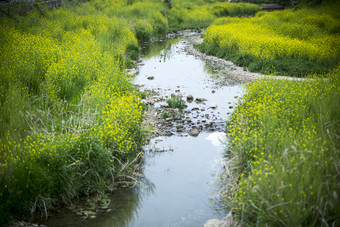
[206,132,226,147]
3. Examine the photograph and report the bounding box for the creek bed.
[41,32,245,227]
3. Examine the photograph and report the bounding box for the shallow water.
[42,34,244,227]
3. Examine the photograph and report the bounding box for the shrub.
[134,19,154,42]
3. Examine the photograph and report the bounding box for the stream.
[41,32,245,227]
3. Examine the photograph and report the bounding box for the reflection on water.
[141,37,181,60]
[206,132,226,147]
[130,132,226,227]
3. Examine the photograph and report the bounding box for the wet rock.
[210,103,217,109]
[186,94,194,102]
[195,97,207,103]
[147,76,154,80]
[126,68,137,77]
[229,106,233,109]
[211,90,216,94]
[208,127,216,132]
[176,125,184,132]
[173,92,183,98]
[203,219,225,227]
[164,131,173,136]
[203,212,234,227]
[189,127,200,137]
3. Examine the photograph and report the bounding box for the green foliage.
[134,19,154,42]
[0,0,275,224]
[166,97,186,111]
[168,1,261,31]
[223,67,340,226]
[162,111,171,119]
[0,3,145,224]
[198,4,340,76]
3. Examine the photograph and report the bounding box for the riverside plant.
[223,66,340,226]
[0,5,145,224]
[0,0,278,224]
[166,97,186,111]
[198,3,340,76]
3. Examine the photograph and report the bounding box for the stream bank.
[36,31,248,227]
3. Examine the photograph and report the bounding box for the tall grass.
[198,4,340,76]
[167,1,261,31]
[0,4,145,224]
[0,0,267,224]
[222,67,340,225]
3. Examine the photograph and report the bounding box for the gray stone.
[164,131,173,136]
[195,97,207,103]
[147,76,154,80]
[189,127,200,137]
[187,94,194,101]
[203,212,233,227]
[210,103,217,109]
[203,219,225,227]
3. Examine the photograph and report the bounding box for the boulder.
[189,127,200,137]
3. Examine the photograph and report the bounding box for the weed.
[166,97,186,111]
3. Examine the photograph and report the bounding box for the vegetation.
[167,0,261,31]
[0,0,261,224]
[198,3,340,76]
[166,97,186,111]
[216,3,340,226]
[223,68,340,226]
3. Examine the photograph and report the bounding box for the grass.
[0,2,145,224]
[222,61,340,225]
[0,0,292,224]
[197,3,340,77]
[166,97,186,111]
[204,2,340,226]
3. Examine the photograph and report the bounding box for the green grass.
[197,3,340,77]
[0,0,279,224]
[166,97,186,111]
[222,67,340,226]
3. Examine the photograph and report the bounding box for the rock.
[172,91,183,98]
[210,103,217,109]
[164,131,173,136]
[203,212,233,227]
[126,68,137,77]
[211,90,216,94]
[189,127,200,137]
[229,106,233,109]
[195,97,207,103]
[187,94,194,101]
[203,219,225,227]
[147,76,154,80]
[176,124,184,130]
